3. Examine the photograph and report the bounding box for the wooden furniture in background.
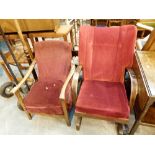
[136,21,154,39]
[130,51,155,134]
[0,19,74,49]
[90,19,138,27]
[136,23,155,51]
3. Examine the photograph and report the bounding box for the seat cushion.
[24,80,72,115]
[75,80,129,119]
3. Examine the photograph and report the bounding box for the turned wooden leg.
[76,116,82,130]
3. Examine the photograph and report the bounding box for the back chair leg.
[76,116,82,130]
[117,123,129,135]
[61,99,71,126]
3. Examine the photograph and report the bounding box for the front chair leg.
[61,99,71,126]
[64,114,71,127]
[15,90,32,120]
[117,123,129,135]
[76,116,82,130]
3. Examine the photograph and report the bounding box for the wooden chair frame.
[10,59,75,126]
[72,65,138,132]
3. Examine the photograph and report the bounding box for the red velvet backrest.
[79,25,137,83]
[34,40,71,82]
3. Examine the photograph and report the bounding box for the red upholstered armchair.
[10,40,75,126]
[72,25,138,134]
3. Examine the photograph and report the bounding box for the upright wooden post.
[14,19,34,61]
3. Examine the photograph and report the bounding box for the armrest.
[71,65,83,104]
[136,39,143,50]
[126,68,138,110]
[137,23,154,31]
[59,65,75,100]
[10,59,36,94]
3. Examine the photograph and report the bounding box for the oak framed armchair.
[72,25,138,134]
[9,40,75,126]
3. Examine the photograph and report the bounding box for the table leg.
[130,98,154,134]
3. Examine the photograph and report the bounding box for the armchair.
[72,25,138,134]
[10,40,75,126]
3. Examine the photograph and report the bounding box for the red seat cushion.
[24,80,72,115]
[75,80,129,119]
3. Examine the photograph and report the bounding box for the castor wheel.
[0,82,15,98]
[117,123,129,135]
[17,102,24,111]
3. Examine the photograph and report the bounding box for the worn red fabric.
[24,80,72,115]
[76,25,137,119]
[75,80,129,118]
[35,40,71,82]
[24,41,72,115]
[79,25,137,83]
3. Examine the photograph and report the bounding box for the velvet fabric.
[35,40,71,83]
[24,41,72,115]
[76,25,137,119]
[75,80,129,118]
[79,25,137,83]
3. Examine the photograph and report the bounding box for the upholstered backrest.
[79,25,137,83]
[34,40,71,82]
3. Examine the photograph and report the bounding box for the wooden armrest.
[136,39,143,50]
[10,59,36,94]
[71,65,83,104]
[126,68,138,110]
[59,65,75,100]
[137,23,154,31]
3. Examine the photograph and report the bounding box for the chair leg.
[65,117,71,126]
[61,99,71,126]
[26,112,32,120]
[76,116,82,131]
[15,90,32,120]
[117,123,129,135]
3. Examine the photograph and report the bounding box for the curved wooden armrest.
[59,65,75,100]
[10,59,36,94]
[126,68,138,110]
[137,23,154,31]
[71,65,83,104]
[136,39,143,50]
